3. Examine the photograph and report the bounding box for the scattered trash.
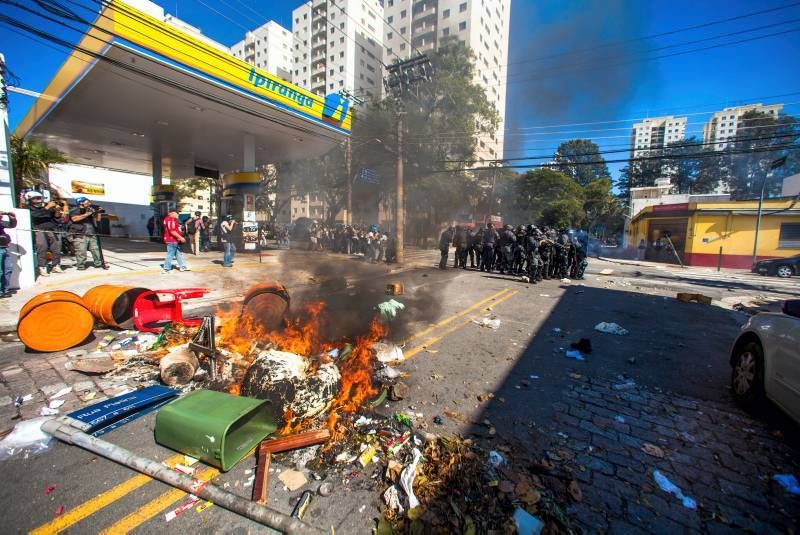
[0,417,54,460]
[48,399,65,410]
[473,317,501,330]
[539,294,550,297]
[568,480,583,502]
[613,377,637,391]
[569,338,592,353]
[564,350,585,361]
[642,443,665,458]
[44,485,58,496]
[378,365,401,380]
[54,505,64,517]
[290,490,312,519]
[529,375,540,380]
[373,342,405,363]
[773,474,800,495]
[386,283,404,296]
[676,292,712,305]
[599,268,614,275]
[477,392,494,401]
[49,387,72,400]
[318,482,333,497]
[513,507,544,535]
[377,299,405,320]
[653,470,696,509]
[40,407,60,416]
[594,322,629,335]
[383,484,404,513]
[399,448,423,509]
[159,345,200,386]
[627,357,636,364]
[552,327,561,333]
[519,276,530,283]
[389,382,409,401]
[560,278,571,283]
[67,385,178,437]
[487,450,506,468]
[65,354,117,374]
[358,445,377,467]
[277,469,308,491]
[433,415,444,425]
[614,415,626,423]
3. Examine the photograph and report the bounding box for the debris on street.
[773,474,800,495]
[676,292,712,305]
[652,470,697,509]
[473,316,501,330]
[593,321,629,335]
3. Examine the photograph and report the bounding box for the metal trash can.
[155,390,280,471]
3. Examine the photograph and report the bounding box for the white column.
[0,53,14,209]
[243,133,255,172]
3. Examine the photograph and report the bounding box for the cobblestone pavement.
[549,374,800,534]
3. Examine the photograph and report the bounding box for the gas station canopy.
[15,0,352,178]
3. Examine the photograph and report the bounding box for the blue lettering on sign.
[322,93,350,124]
[248,68,314,109]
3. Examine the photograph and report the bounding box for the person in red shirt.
[162,211,190,274]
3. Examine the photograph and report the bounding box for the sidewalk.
[595,255,753,276]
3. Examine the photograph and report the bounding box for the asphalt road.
[0,251,798,533]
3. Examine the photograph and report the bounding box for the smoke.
[504,1,651,153]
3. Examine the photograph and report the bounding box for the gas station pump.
[152,184,176,240]
[220,171,260,251]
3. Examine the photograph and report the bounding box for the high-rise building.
[630,116,687,159]
[381,0,511,162]
[231,21,294,82]
[702,103,784,150]
[291,0,385,99]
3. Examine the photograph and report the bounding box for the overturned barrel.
[83,285,149,329]
[18,291,95,352]
[241,282,290,332]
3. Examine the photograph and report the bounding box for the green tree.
[582,177,622,230]
[499,168,583,224]
[9,135,68,202]
[553,139,610,186]
[173,176,216,216]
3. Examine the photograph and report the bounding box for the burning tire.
[241,349,341,420]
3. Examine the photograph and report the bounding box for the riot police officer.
[481,223,499,272]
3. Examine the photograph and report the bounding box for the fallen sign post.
[42,419,324,535]
[252,429,331,505]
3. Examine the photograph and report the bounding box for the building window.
[386,47,392,55]
[387,32,393,39]
[401,10,407,18]
[400,27,406,34]
[400,43,406,50]
[442,27,449,36]
[339,66,344,72]
[460,2,467,12]
[778,223,800,248]
[388,15,393,23]
[459,21,466,31]
[443,8,450,18]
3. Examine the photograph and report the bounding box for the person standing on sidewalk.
[200,215,211,251]
[220,214,237,267]
[69,197,107,271]
[162,210,190,274]
[0,211,17,298]
[26,191,63,278]
[187,211,204,255]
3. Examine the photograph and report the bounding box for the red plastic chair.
[133,288,209,332]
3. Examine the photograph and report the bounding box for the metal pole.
[717,246,723,272]
[395,109,404,264]
[751,170,769,269]
[345,139,352,226]
[42,420,323,535]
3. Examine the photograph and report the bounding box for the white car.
[730,300,800,423]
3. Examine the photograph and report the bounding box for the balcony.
[311,50,326,61]
[412,4,437,20]
[412,23,436,38]
[312,62,325,75]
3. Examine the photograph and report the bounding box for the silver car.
[730,300,800,423]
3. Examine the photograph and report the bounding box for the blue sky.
[3,0,800,181]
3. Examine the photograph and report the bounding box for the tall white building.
[231,21,294,82]
[126,0,231,53]
[381,0,511,162]
[702,103,784,150]
[630,116,687,159]
[291,0,385,99]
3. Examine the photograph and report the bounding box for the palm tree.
[9,135,68,204]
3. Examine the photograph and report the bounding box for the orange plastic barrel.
[18,291,95,352]
[241,282,290,332]
[83,285,149,329]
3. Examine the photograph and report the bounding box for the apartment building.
[701,103,784,150]
[630,116,687,159]
[381,0,511,162]
[231,21,294,81]
[291,0,385,99]
[126,0,231,53]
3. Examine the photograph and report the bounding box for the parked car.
[752,254,800,278]
[729,300,800,424]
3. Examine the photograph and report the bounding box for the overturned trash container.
[241,282,290,332]
[83,285,150,329]
[155,390,280,471]
[18,291,95,352]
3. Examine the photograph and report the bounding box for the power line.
[501,1,800,71]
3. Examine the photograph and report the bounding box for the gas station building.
[6,0,351,287]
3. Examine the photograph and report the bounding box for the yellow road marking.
[29,454,185,535]
[404,290,519,359]
[98,467,219,535]
[402,288,509,344]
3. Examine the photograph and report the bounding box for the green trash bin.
[155,389,280,471]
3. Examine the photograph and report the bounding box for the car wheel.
[731,341,764,406]
[776,265,793,278]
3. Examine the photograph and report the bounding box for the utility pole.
[383,55,433,264]
[345,138,352,225]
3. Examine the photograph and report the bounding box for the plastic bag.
[594,322,629,335]
[0,417,54,461]
[400,448,423,509]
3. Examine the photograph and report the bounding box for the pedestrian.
[161,210,189,274]
[200,215,211,251]
[147,216,155,239]
[0,211,17,298]
[26,191,63,278]
[187,211,203,255]
[438,226,454,270]
[69,197,107,271]
[220,214,237,267]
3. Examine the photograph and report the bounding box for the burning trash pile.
[9,282,575,532]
